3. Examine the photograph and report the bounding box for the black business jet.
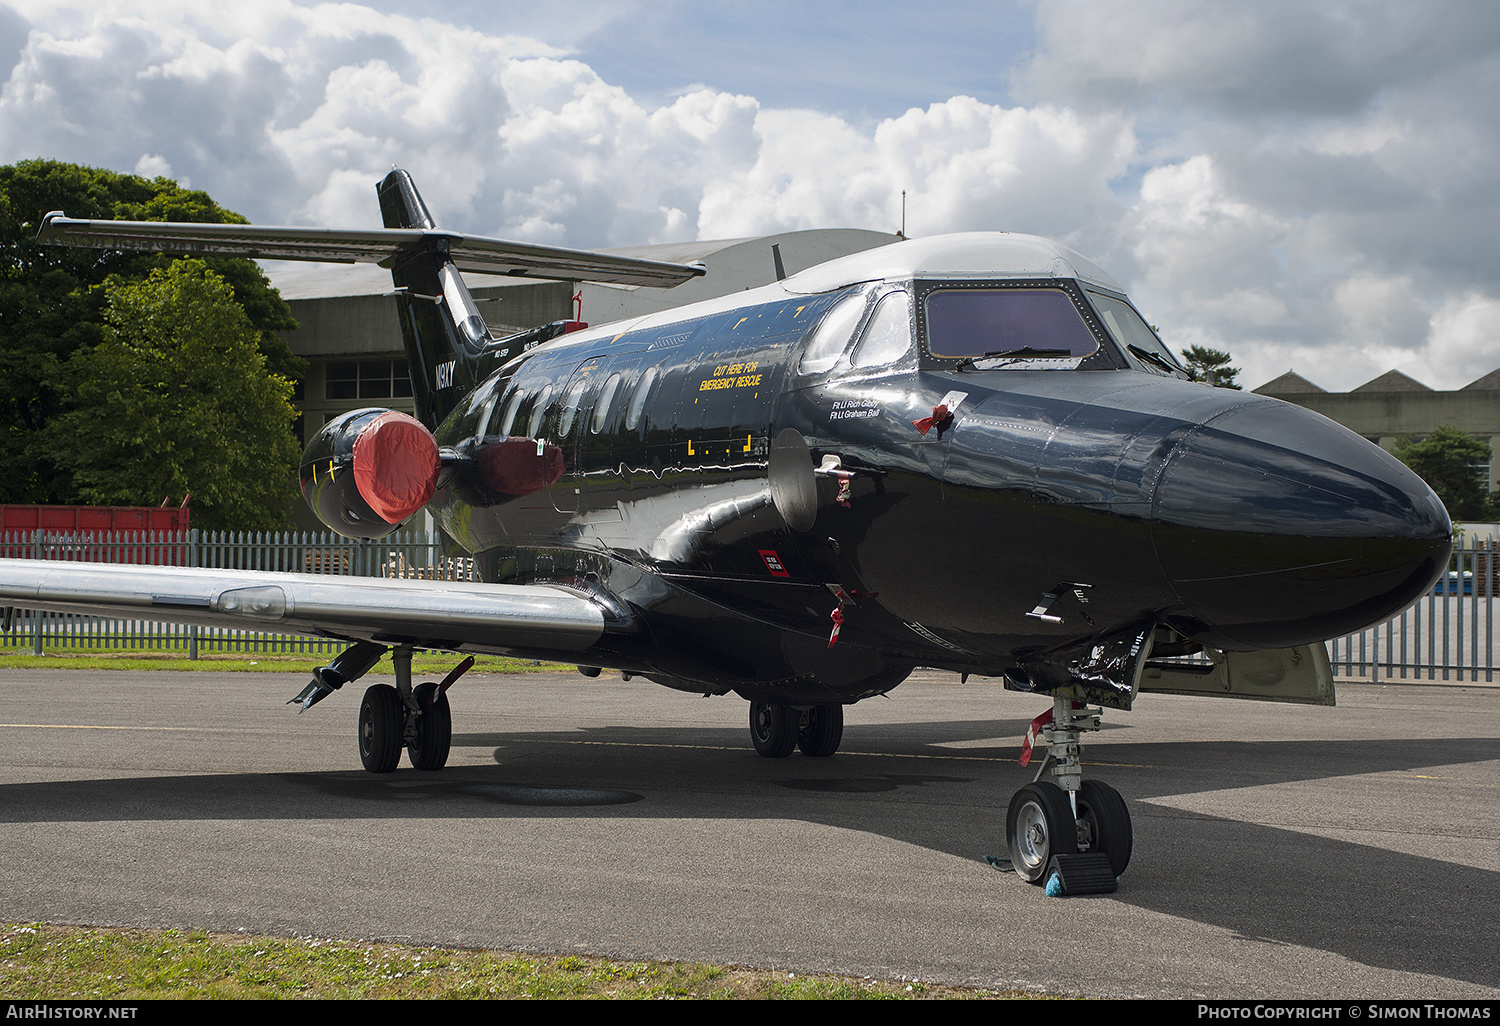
[0,170,1450,889]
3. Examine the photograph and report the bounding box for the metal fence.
[2,528,1497,681]
[0,528,473,658]
[1327,535,1497,682]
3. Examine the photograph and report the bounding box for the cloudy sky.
[2,0,1498,391]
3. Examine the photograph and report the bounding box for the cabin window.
[473,396,498,443]
[557,378,589,437]
[799,293,867,374]
[526,384,553,438]
[924,288,1097,360]
[496,388,525,437]
[592,372,623,434]
[626,367,659,430]
[850,291,912,368]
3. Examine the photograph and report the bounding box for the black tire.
[358,683,403,774]
[1077,779,1132,876]
[749,701,797,758]
[407,681,452,771]
[1006,781,1077,884]
[797,703,844,757]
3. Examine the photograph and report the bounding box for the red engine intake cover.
[351,411,441,524]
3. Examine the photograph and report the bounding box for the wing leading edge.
[35,213,706,289]
[0,560,605,654]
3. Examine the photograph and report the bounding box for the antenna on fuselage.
[771,243,787,282]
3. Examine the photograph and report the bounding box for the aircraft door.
[549,356,604,514]
[550,355,634,519]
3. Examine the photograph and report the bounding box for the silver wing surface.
[0,560,604,654]
[35,214,705,289]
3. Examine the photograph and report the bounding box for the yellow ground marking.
[515,736,1159,766]
[0,722,341,737]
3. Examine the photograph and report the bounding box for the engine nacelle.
[300,408,440,539]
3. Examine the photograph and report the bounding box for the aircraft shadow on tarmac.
[1,719,1495,989]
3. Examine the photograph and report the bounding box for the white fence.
[0,528,471,657]
[1327,535,1496,682]
[2,529,1496,680]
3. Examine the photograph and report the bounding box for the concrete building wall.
[1257,381,1500,490]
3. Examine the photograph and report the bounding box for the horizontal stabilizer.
[36,214,706,289]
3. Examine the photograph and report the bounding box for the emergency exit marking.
[759,550,790,577]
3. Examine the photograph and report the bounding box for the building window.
[324,359,412,401]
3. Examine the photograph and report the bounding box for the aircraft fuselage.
[403,265,1450,705]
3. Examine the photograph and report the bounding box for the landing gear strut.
[294,642,470,773]
[1007,695,1132,890]
[357,647,469,772]
[749,701,844,758]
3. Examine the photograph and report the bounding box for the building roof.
[1254,370,1326,394]
[1351,369,1433,393]
[1462,368,1500,391]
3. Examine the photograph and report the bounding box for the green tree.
[0,159,301,503]
[1180,345,1242,389]
[43,260,300,531]
[1391,426,1492,522]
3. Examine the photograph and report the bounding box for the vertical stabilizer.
[376,169,486,429]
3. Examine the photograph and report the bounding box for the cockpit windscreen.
[924,288,1098,360]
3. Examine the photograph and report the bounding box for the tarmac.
[0,665,1495,999]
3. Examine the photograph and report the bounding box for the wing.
[35,214,705,289]
[0,560,604,655]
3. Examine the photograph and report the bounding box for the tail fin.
[376,169,488,429]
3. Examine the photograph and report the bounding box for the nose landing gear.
[1006,696,1131,892]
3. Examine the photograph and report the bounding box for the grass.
[0,923,1030,1000]
[0,648,569,675]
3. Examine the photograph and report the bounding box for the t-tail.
[375,169,489,429]
[34,168,707,532]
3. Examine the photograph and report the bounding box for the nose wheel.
[1007,696,1132,891]
[1076,779,1132,876]
[1006,782,1076,882]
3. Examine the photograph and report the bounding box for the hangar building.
[1255,368,1500,490]
[268,228,901,446]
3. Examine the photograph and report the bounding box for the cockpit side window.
[1086,290,1186,377]
[924,287,1098,360]
[850,291,912,369]
[799,292,868,374]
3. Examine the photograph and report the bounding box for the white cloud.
[1,0,1498,390]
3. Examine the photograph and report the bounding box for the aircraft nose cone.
[1152,400,1452,649]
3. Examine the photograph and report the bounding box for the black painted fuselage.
[398,237,1450,706]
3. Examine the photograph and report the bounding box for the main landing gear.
[749,701,844,757]
[357,647,472,773]
[1007,696,1132,892]
[290,642,471,773]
